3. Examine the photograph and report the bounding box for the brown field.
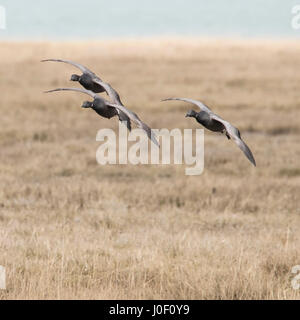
[0,39,300,299]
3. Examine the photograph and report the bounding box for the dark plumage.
[71,73,106,94]
[81,98,119,119]
[187,110,227,133]
[163,97,256,166]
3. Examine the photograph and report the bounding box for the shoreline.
[0,35,300,45]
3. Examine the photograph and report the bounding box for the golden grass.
[0,38,300,299]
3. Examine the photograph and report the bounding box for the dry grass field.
[0,38,300,299]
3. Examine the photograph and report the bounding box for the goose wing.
[41,59,100,78]
[162,97,213,114]
[92,79,122,105]
[44,87,98,100]
[211,114,256,166]
[106,102,159,147]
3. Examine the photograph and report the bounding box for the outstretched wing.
[233,136,256,167]
[211,114,256,166]
[44,87,98,100]
[93,79,122,105]
[107,102,159,147]
[162,97,213,114]
[41,59,99,78]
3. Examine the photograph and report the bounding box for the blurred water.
[0,0,299,39]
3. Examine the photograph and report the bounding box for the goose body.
[81,97,118,119]
[77,73,106,93]
[195,111,226,132]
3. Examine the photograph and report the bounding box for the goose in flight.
[41,58,106,93]
[41,58,131,131]
[162,98,256,166]
[45,87,159,147]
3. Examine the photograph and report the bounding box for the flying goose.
[45,87,159,147]
[41,58,131,131]
[162,98,256,166]
[41,59,106,93]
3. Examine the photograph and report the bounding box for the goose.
[45,87,159,147]
[162,98,256,166]
[41,59,106,93]
[41,58,131,131]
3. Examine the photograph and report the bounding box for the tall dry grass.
[0,38,300,299]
